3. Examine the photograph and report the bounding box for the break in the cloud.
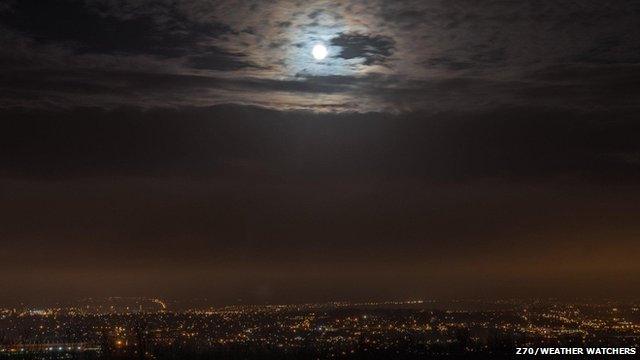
[1,0,639,112]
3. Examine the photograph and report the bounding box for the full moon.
[312,44,328,60]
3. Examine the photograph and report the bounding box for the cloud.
[2,105,640,183]
[0,0,639,112]
[186,47,259,71]
[331,32,394,65]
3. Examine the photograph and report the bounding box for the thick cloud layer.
[3,106,640,303]
[1,0,639,112]
[2,105,640,180]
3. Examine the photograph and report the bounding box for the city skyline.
[1,297,639,358]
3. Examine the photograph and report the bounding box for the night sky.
[2,0,640,305]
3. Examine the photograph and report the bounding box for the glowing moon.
[312,44,328,60]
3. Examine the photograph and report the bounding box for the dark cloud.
[2,60,640,113]
[2,105,639,181]
[424,57,474,71]
[574,36,640,65]
[1,0,640,112]
[186,47,257,71]
[1,0,230,58]
[331,32,395,65]
[3,105,640,302]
